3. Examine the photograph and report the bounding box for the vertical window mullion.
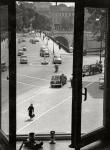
[9,0,16,149]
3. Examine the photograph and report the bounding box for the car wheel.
[89,72,93,75]
[99,69,102,73]
[51,85,53,88]
[60,82,63,87]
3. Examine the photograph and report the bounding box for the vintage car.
[99,74,104,89]
[20,55,28,64]
[69,47,87,56]
[1,62,7,72]
[34,37,39,42]
[22,37,26,42]
[21,45,27,51]
[40,46,46,51]
[83,47,87,56]
[32,39,36,44]
[18,38,21,43]
[53,54,62,64]
[40,48,49,57]
[82,63,103,76]
[29,38,33,42]
[41,60,49,65]
[50,74,67,88]
[17,49,24,56]
[23,33,26,37]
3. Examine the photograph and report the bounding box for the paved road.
[1,32,105,135]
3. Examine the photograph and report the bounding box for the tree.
[60,17,73,30]
[32,13,52,31]
[86,8,106,42]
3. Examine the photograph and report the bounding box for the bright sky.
[51,2,75,7]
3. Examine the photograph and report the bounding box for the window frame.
[1,0,110,150]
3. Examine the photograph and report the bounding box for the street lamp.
[96,18,102,63]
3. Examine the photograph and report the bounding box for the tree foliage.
[60,17,73,30]
[32,13,52,31]
[16,2,35,31]
[86,8,106,42]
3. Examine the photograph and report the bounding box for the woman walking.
[28,104,34,120]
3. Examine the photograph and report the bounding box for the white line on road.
[2,89,50,114]
[2,78,47,88]
[16,96,72,133]
[85,82,94,87]
[17,74,50,81]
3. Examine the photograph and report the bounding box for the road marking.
[16,95,72,133]
[17,74,50,81]
[2,78,48,88]
[85,82,94,87]
[17,81,48,88]
[2,89,50,114]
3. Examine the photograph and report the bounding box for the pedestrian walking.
[28,104,34,120]
[70,74,73,88]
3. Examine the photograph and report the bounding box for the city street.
[1,32,104,135]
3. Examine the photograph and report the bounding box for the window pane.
[1,5,9,136]
[16,1,74,135]
[82,7,106,134]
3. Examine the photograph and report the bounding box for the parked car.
[17,48,24,56]
[29,38,33,43]
[99,74,104,89]
[20,55,28,64]
[50,74,67,88]
[40,48,50,57]
[83,47,87,56]
[23,33,26,37]
[21,45,27,51]
[22,37,26,42]
[82,63,103,76]
[32,39,36,44]
[41,60,49,65]
[53,54,62,64]
[69,47,87,56]
[18,38,21,43]
[1,62,7,72]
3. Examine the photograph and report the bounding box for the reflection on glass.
[16,1,75,135]
[1,5,9,135]
[82,7,106,134]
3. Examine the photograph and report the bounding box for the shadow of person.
[24,119,33,122]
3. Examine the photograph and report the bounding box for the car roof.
[52,74,62,77]
[21,55,27,57]
[43,49,48,51]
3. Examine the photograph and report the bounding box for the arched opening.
[54,36,69,48]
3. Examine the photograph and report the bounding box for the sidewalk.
[38,33,71,55]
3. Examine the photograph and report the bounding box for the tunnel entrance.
[54,36,69,48]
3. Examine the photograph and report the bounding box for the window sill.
[16,140,110,150]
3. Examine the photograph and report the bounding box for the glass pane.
[82,7,106,134]
[1,5,9,135]
[16,1,75,135]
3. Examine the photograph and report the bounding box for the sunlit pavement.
[1,32,104,135]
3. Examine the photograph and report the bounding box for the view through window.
[15,2,106,136]
[1,5,9,136]
[82,7,106,134]
[16,1,74,135]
